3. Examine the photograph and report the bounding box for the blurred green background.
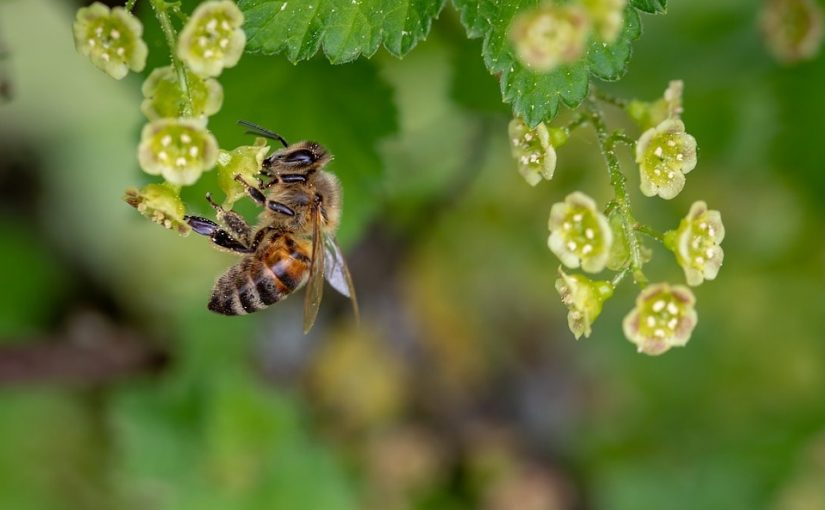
[1,0,825,509]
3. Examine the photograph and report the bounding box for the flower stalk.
[149,0,192,117]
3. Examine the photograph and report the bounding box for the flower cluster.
[508,0,628,73]
[73,2,147,80]
[623,283,697,356]
[548,192,613,273]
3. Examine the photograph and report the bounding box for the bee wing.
[324,235,360,323]
[303,204,325,334]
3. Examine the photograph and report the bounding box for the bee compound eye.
[284,149,315,164]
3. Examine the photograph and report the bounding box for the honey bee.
[184,121,358,333]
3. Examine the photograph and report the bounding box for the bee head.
[264,141,331,175]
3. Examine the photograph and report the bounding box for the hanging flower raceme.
[635,118,697,199]
[178,0,246,78]
[73,2,148,80]
[217,138,270,207]
[582,0,626,43]
[124,182,190,235]
[141,66,223,120]
[556,269,614,339]
[623,283,698,356]
[508,118,568,186]
[548,192,613,273]
[760,0,824,64]
[509,4,591,73]
[665,201,725,286]
[137,118,219,186]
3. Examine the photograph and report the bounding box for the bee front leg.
[234,175,296,218]
[185,215,253,254]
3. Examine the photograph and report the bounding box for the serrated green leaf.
[239,0,447,64]
[453,1,645,125]
[630,0,667,14]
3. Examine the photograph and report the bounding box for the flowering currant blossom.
[556,269,614,339]
[623,283,698,356]
[508,118,563,186]
[141,66,224,120]
[635,119,697,199]
[124,183,189,234]
[548,192,613,273]
[138,118,219,186]
[178,0,246,77]
[582,0,626,43]
[665,201,725,286]
[217,138,270,207]
[73,2,147,80]
[509,4,591,72]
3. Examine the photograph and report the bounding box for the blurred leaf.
[202,55,397,246]
[452,1,644,125]
[240,0,447,64]
[630,0,667,14]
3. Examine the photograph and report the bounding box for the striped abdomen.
[208,233,312,316]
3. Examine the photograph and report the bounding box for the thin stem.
[586,100,647,286]
[592,87,629,109]
[611,265,631,287]
[565,113,589,132]
[634,224,664,243]
[125,0,138,12]
[149,0,193,117]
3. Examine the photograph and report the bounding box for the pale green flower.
[628,80,684,131]
[555,269,614,339]
[760,0,824,64]
[548,192,613,273]
[124,182,189,234]
[73,2,147,79]
[178,0,246,77]
[582,0,626,43]
[635,118,697,199]
[509,4,591,73]
[217,138,270,207]
[665,201,725,286]
[137,118,219,186]
[623,283,698,356]
[508,118,564,186]
[141,66,223,120]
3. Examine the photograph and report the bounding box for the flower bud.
[628,80,684,131]
[555,269,614,339]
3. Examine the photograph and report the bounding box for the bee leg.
[233,175,267,206]
[202,192,254,245]
[185,215,253,254]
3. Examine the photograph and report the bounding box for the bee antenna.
[237,120,289,148]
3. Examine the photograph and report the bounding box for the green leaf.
[630,0,667,14]
[239,0,447,64]
[452,1,646,125]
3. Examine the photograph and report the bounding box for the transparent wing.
[324,236,360,323]
[303,204,325,334]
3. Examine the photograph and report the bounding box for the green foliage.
[239,0,447,63]
[630,0,667,14]
[453,1,643,125]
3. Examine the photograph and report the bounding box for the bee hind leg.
[185,215,253,254]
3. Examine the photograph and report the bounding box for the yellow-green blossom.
[137,118,219,186]
[124,182,189,234]
[760,0,824,64]
[178,0,246,77]
[73,2,147,79]
[548,192,613,273]
[582,0,626,43]
[665,201,725,286]
[635,118,697,199]
[509,4,591,73]
[508,118,565,186]
[217,138,270,207]
[555,269,614,339]
[628,80,684,131]
[623,283,698,356]
[141,66,223,120]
